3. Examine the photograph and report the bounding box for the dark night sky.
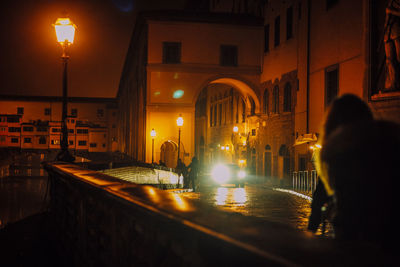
[0,0,185,98]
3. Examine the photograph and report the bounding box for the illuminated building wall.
[118,11,263,167]
[119,2,400,180]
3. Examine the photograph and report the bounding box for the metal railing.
[292,170,318,195]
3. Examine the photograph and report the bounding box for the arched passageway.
[160,141,177,168]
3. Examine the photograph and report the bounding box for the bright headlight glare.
[238,170,246,179]
[211,164,230,184]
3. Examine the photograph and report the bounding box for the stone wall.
[44,162,387,266]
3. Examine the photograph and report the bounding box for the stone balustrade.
[43,162,389,266]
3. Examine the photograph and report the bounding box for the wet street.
[181,184,313,232]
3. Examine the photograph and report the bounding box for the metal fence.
[292,170,318,194]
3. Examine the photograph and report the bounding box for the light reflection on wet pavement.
[181,184,324,233]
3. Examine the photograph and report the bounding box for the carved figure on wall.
[384,0,400,91]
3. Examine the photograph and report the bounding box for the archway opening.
[160,141,177,168]
[194,81,256,170]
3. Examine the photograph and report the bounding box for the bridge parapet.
[43,162,388,266]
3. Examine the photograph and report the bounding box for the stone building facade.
[117,1,400,185]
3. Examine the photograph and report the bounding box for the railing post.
[304,171,308,192]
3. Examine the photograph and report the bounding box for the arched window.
[265,144,271,150]
[273,85,279,113]
[279,144,289,156]
[263,90,269,114]
[241,98,246,122]
[214,104,217,126]
[209,105,213,127]
[249,97,255,116]
[284,83,292,112]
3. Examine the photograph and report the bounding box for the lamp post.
[232,126,239,163]
[150,128,156,164]
[176,114,183,165]
[54,17,76,162]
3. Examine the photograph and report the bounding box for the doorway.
[160,141,177,168]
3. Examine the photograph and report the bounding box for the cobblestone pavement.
[181,184,316,233]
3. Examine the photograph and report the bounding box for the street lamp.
[150,128,156,164]
[54,17,76,162]
[176,114,183,165]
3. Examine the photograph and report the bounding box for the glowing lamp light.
[150,128,156,138]
[173,90,184,99]
[221,146,225,150]
[54,18,76,44]
[233,126,239,133]
[177,115,184,127]
[211,164,230,184]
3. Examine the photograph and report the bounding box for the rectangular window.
[71,108,78,117]
[0,136,5,142]
[69,140,73,145]
[326,0,338,10]
[162,42,181,64]
[24,137,32,143]
[44,108,51,116]
[264,24,270,52]
[77,129,88,134]
[97,109,104,117]
[51,139,60,145]
[7,117,20,123]
[298,2,302,20]
[17,107,24,115]
[11,138,19,143]
[51,128,61,133]
[36,127,48,132]
[8,127,21,132]
[68,129,74,134]
[23,126,34,132]
[90,143,97,148]
[78,140,87,146]
[251,129,256,136]
[325,65,339,108]
[274,16,280,47]
[286,7,293,40]
[220,45,238,66]
[39,136,46,144]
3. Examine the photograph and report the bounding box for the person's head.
[317,94,373,195]
[321,94,373,144]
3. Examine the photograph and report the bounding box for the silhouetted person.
[176,158,187,188]
[308,94,373,233]
[188,157,199,192]
[319,120,400,250]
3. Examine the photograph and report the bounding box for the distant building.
[0,95,117,153]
